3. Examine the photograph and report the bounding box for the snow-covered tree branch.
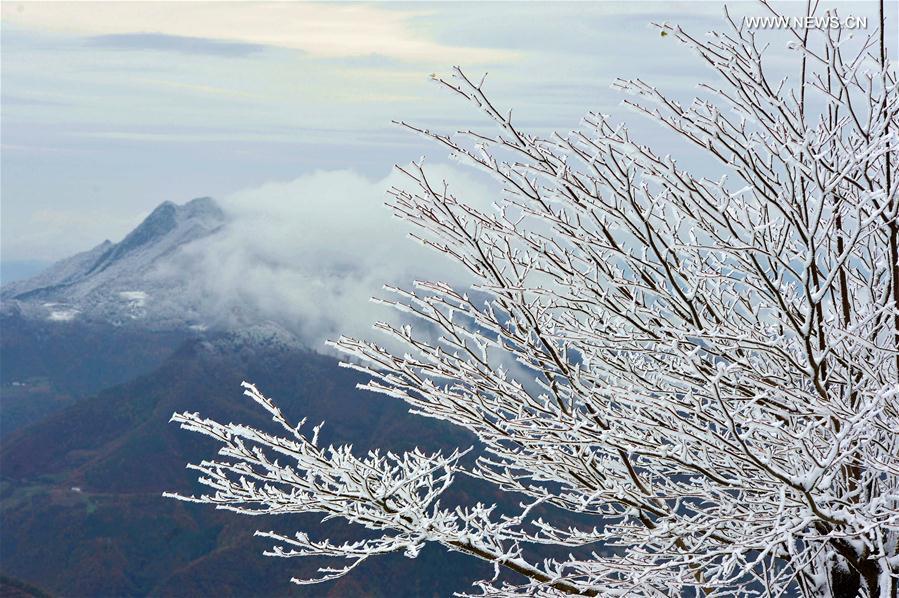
[168,3,898,595]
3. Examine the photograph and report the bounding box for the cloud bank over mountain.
[178,164,491,348]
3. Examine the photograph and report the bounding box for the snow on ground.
[48,308,79,322]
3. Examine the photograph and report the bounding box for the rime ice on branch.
[167,3,899,596]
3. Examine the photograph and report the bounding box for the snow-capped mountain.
[2,197,227,329]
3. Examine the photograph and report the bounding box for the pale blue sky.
[1,1,893,266]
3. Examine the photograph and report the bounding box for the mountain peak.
[183,196,219,213]
[1,197,227,328]
[115,203,179,254]
[86,197,225,276]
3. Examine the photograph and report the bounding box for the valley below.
[0,317,489,596]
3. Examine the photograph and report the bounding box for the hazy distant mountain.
[1,197,226,330]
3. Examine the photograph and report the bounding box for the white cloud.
[161,164,494,350]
